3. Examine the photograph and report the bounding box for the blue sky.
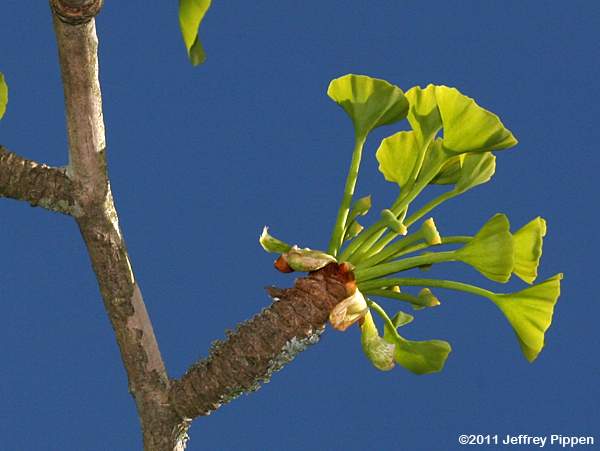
[1,2,599,450]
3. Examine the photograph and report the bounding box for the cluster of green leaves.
[261,74,562,375]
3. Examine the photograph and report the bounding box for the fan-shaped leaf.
[513,217,547,284]
[376,131,424,189]
[492,273,562,362]
[456,214,514,282]
[435,86,517,153]
[328,74,409,138]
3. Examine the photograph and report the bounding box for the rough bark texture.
[0,4,355,450]
[169,264,351,418]
[0,146,76,214]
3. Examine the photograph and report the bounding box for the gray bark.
[0,3,351,450]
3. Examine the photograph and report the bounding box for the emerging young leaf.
[327,74,409,138]
[344,220,364,242]
[455,214,514,282]
[0,72,7,119]
[347,195,372,224]
[435,86,518,153]
[361,311,396,371]
[179,0,212,66]
[418,288,441,307]
[513,217,547,284]
[421,218,442,245]
[380,209,407,235]
[259,227,292,253]
[491,273,562,362]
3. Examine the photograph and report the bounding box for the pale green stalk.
[354,250,457,281]
[363,288,431,307]
[404,190,455,228]
[358,277,495,300]
[366,300,400,338]
[391,236,471,259]
[328,135,367,256]
[347,161,444,261]
[354,209,408,262]
[356,230,424,269]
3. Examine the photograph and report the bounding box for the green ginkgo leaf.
[455,214,514,282]
[327,74,409,138]
[453,152,497,194]
[491,273,562,362]
[376,131,424,189]
[405,84,442,146]
[396,338,451,374]
[435,86,518,153]
[379,311,451,374]
[389,335,451,375]
[179,0,212,66]
[513,217,547,284]
[0,72,7,119]
[361,311,396,371]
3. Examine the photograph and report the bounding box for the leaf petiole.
[328,135,367,256]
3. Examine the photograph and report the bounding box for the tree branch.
[0,146,77,214]
[48,4,354,450]
[169,264,352,419]
[51,7,188,450]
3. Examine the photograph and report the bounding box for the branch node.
[50,0,104,25]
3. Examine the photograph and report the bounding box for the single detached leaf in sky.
[491,273,562,362]
[435,86,518,153]
[327,74,409,138]
[513,217,547,284]
[179,0,211,66]
[0,72,7,119]
[456,213,514,283]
